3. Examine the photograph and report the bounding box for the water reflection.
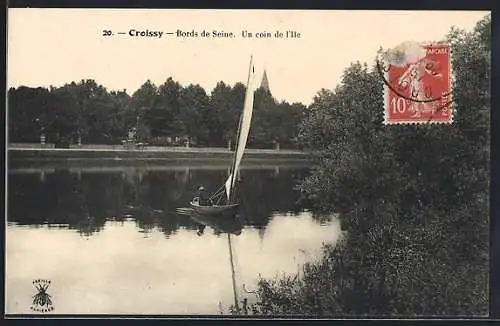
[6,164,341,315]
[7,212,341,314]
[182,211,243,236]
[8,165,312,237]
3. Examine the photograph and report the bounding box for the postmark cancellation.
[379,42,453,125]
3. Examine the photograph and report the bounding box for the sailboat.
[190,56,256,215]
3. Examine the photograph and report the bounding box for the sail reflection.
[6,210,341,314]
[6,164,342,314]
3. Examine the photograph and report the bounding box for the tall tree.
[131,80,158,142]
[152,77,182,138]
[250,87,277,148]
[178,84,210,145]
[8,86,53,143]
[208,81,240,147]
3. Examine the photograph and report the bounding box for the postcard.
[6,8,491,317]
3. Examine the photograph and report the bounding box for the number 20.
[391,96,406,114]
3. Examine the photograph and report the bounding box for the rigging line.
[209,184,225,200]
[211,192,222,201]
[211,187,227,201]
[213,193,225,205]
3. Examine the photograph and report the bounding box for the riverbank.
[8,159,312,174]
[8,144,310,162]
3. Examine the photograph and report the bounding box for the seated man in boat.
[197,186,213,206]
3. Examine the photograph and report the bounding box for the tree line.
[238,14,491,316]
[8,78,306,149]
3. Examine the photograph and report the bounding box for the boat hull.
[189,201,239,215]
[189,210,243,235]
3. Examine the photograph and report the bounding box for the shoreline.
[8,160,312,174]
[8,145,310,161]
[8,146,312,172]
[8,145,306,153]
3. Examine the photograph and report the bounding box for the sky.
[7,9,488,105]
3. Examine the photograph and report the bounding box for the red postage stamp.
[381,42,452,124]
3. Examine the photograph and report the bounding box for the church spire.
[260,69,270,93]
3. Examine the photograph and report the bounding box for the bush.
[239,14,490,317]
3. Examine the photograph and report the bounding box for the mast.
[227,55,253,204]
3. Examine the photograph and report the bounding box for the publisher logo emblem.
[30,279,54,312]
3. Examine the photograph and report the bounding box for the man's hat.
[198,186,205,191]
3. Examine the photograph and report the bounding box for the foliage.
[238,15,490,317]
[8,77,304,149]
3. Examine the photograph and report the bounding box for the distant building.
[260,69,271,94]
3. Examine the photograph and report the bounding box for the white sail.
[225,57,255,202]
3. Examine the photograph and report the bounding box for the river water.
[6,162,341,315]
